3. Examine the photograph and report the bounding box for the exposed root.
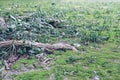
[0,40,78,52]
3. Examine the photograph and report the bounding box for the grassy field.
[12,43,120,80]
[0,0,120,80]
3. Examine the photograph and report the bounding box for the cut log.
[0,40,78,52]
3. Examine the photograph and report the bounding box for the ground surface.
[0,0,120,80]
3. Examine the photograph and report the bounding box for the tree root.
[0,40,78,52]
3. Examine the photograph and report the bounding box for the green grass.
[0,0,120,80]
[14,42,120,80]
[48,43,120,80]
[12,57,39,69]
[14,70,50,80]
[0,0,120,43]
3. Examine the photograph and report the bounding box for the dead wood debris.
[0,40,78,52]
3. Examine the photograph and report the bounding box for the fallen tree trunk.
[0,40,78,52]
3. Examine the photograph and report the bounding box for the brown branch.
[0,40,78,52]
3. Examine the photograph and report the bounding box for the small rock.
[64,77,68,80]
[73,43,81,47]
[93,76,100,80]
